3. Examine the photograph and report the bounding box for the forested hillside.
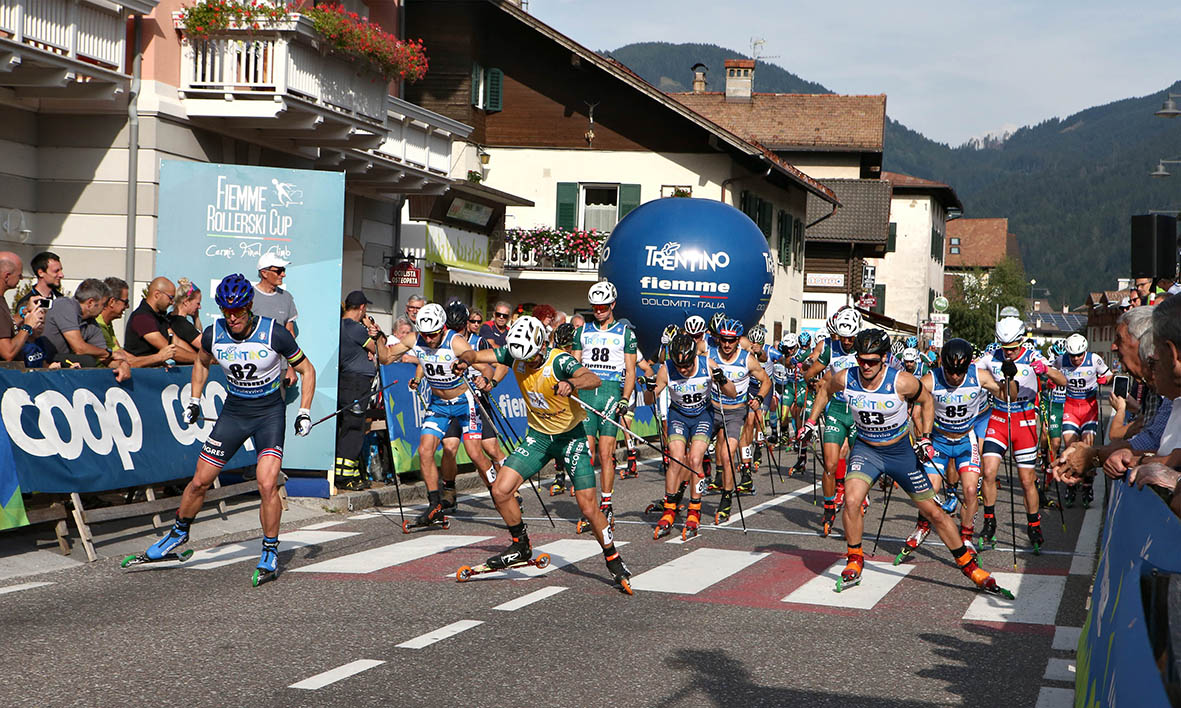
[610,42,1181,306]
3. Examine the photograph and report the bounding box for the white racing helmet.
[684,315,707,335]
[995,316,1025,346]
[748,324,766,345]
[832,308,861,338]
[415,303,446,334]
[1064,333,1088,356]
[506,315,547,360]
[588,281,617,305]
[781,333,798,349]
[902,347,920,363]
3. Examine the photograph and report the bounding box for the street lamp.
[1156,93,1181,118]
[1150,159,1181,178]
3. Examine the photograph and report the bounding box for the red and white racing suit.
[1058,352,1110,436]
[982,347,1049,466]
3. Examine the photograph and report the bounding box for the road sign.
[857,295,877,309]
[933,296,949,313]
[930,312,949,324]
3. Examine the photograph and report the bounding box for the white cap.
[258,253,290,271]
[1170,283,1181,295]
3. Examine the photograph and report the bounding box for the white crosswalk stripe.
[291,535,493,574]
[449,539,629,580]
[629,548,768,594]
[961,572,1066,625]
[164,530,360,570]
[782,560,915,609]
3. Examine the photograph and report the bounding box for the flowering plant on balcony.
[179,1,429,82]
[505,227,607,260]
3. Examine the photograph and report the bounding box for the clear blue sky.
[528,0,1181,146]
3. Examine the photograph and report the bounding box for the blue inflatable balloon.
[598,198,775,357]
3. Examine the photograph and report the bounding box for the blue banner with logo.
[156,161,344,472]
[378,362,657,472]
[1076,482,1181,706]
[0,367,257,494]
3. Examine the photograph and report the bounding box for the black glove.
[294,409,312,437]
[185,397,201,425]
[711,368,728,387]
[1001,358,1018,380]
[639,375,657,390]
[797,420,818,445]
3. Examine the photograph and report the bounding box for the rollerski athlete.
[806,329,1012,599]
[1055,333,1109,510]
[124,274,316,581]
[709,318,768,518]
[457,316,634,594]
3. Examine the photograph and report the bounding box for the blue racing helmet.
[985,342,998,355]
[215,273,254,309]
[717,318,744,339]
[798,331,812,348]
[904,336,919,349]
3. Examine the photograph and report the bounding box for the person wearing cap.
[336,290,393,490]
[255,253,300,384]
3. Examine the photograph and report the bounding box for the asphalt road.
[1,451,1096,708]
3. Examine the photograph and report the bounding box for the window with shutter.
[758,200,773,238]
[887,222,897,252]
[470,62,483,107]
[794,219,804,271]
[873,284,885,314]
[777,210,791,267]
[483,68,503,112]
[555,182,578,230]
[739,190,750,216]
[618,184,641,220]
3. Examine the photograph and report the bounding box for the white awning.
[447,266,511,292]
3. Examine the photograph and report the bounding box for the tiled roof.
[672,92,886,151]
[882,171,964,211]
[805,178,893,243]
[945,218,1013,268]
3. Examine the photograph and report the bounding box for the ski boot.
[1081,483,1094,509]
[457,532,549,580]
[402,502,449,533]
[251,536,279,587]
[122,520,194,567]
[605,549,633,595]
[737,467,754,496]
[833,482,846,512]
[821,503,837,538]
[645,482,686,514]
[706,468,723,494]
[894,517,931,565]
[622,448,638,478]
[714,491,733,524]
[439,486,457,512]
[790,448,806,477]
[1063,483,1075,508]
[654,501,678,539]
[682,500,702,540]
[956,550,1015,599]
[1027,518,1044,555]
[960,525,978,557]
[835,549,864,592]
[978,514,997,550]
[1038,482,1058,510]
[549,473,567,496]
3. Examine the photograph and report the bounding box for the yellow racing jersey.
[495,346,586,435]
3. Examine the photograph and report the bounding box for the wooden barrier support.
[24,502,70,555]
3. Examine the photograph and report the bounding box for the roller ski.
[654,501,678,539]
[736,468,754,496]
[706,469,723,494]
[957,550,1015,600]
[549,473,567,496]
[251,536,279,587]
[439,486,457,512]
[605,550,633,595]
[122,521,193,568]
[645,482,687,514]
[402,503,449,534]
[834,549,863,592]
[977,514,997,551]
[790,448,806,476]
[820,505,837,538]
[457,534,549,580]
[714,491,733,524]
[681,500,702,540]
[577,503,613,535]
[1027,518,1044,555]
[894,517,931,565]
[620,447,638,479]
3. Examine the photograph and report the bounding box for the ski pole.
[871,474,894,555]
[469,379,555,528]
[1004,397,1018,570]
[199,377,400,426]
[752,407,782,490]
[1042,417,1067,532]
[567,392,705,481]
[710,377,746,533]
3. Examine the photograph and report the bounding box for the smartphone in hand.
[1113,375,1130,399]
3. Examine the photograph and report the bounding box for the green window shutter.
[777,211,790,267]
[618,184,641,220]
[759,201,773,238]
[555,182,578,230]
[483,68,503,112]
[470,62,482,106]
[739,190,750,217]
[887,222,897,253]
[794,219,804,270]
[873,284,885,314]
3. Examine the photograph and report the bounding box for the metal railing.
[502,242,599,272]
[0,0,126,70]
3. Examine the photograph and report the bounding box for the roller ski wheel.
[892,547,913,566]
[605,554,633,595]
[549,482,565,496]
[121,548,194,568]
[1027,523,1044,555]
[790,456,806,477]
[455,552,551,582]
[402,516,449,534]
[681,523,700,541]
[654,520,674,540]
[835,555,864,593]
[894,520,930,565]
[251,568,278,587]
[978,517,997,551]
[981,578,1015,600]
[575,518,591,534]
[714,508,729,525]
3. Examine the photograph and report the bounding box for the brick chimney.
[691,63,708,93]
[724,59,754,101]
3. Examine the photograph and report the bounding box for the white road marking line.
[962,572,1066,625]
[630,548,769,594]
[667,483,819,545]
[301,520,348,530]
[1069,479,1104,575]
[291,535,493,574]
[782,560,915,610]
[1042,657,1076,682]
[1052,625,1082,652]
[448,539,629,581]
[288,659,385,690]
[347,513,381,520]
[1034,686,1074,708]
[0,581,54,595]
[492,586,568,611]
[162,530,360,570]
[396,620,484,649]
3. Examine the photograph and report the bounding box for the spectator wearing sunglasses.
[254,253,299,383]
[124,276,178,366]
[479,300,513,348]
[405,294,426,324]
[465,307,490,350]
[95,276,130,354]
